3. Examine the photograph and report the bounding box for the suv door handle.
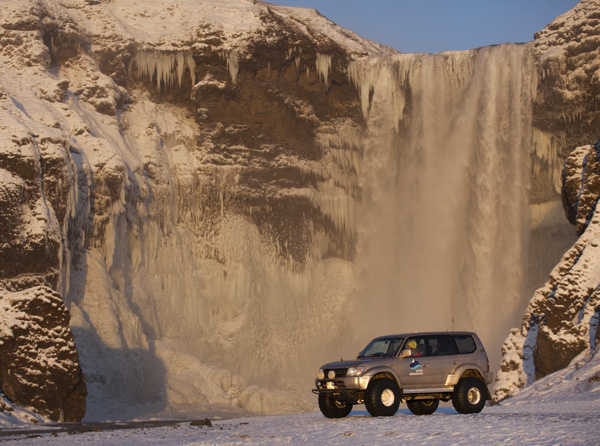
[452,361,459,365]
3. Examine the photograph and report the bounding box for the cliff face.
[0,0,88,421]
[495,142,600,401]
[495,0,600,401]
[1,0,392,419]
[530,0,600,203]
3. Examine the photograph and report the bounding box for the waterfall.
[347,44,536,371]
[67,44,537,419]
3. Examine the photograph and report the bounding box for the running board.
[403,387,453,394]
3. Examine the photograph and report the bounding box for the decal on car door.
[409,359,423,376]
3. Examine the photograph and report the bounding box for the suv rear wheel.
[318,394,352,418]
[406,399,439,415]
[364,378,400,417]
[452,377,486,414]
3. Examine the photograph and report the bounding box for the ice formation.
[133,51,197,91]
[315,53,332,88]
[531,127,565,195]
[225,50,240,84]
[314,119,362,236]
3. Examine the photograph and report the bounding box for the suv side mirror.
[400,349,412,358]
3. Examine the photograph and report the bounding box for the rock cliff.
[495,142,600,401]
[530,0,600,202]
[0,287,86,421]
[495,0,600,401]
[0,0,391,419]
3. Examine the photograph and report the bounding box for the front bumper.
[314,376,371,392]
[312,377,370,404]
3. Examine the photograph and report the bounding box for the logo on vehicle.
[409,359,422,370]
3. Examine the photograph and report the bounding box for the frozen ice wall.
[346,44,536,371]
[65,95,356,420]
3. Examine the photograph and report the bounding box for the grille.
[324,368,348,378]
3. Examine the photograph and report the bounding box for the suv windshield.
[357,337,404,358]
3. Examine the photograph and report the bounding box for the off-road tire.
[406,399,439,415]
[318,394,352,418]
[364,378,400,417]
[452,377,486,414]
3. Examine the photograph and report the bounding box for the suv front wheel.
[364,378,400,417]
[452,377,486,414]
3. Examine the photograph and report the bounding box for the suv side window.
[453,335,477,354]
[403,336,427,357]
[427,335,457,356]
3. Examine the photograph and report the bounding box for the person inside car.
[406,339,422,356]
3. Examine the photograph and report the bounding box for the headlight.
[346,366,366,376]
[317,369,325,380]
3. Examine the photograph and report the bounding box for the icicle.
[133,50,196,92]
[313,119,362,235]
[316,53,332,88]
[347,59,380,118]
[295,47,303,68]
[313,181,356,236]
[227,50,240,84]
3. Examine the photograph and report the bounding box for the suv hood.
[321,358,379,369]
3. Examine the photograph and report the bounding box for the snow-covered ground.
[1,398,599,445]
[4,346,599,443]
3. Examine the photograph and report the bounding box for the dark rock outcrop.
[562,142,600,233]
[0,286,86,421]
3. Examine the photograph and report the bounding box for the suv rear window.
[427,335,457,356]
[453,335,476,354]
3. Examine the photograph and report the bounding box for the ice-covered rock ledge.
[495,141,600,401]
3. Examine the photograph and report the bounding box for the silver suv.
[313,331,493,418]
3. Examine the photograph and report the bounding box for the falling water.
[346,44,536,370]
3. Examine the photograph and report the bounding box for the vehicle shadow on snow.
[347,407,459,418]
